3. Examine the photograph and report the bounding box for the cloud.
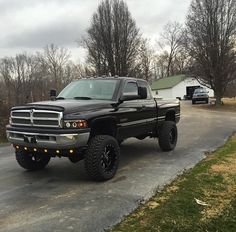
[127,0,191,38]
[2,20,85,48]
[0,0,191,60]
[0,0,97,48]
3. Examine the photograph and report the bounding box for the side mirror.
[50,89,57,100]
[138,86,147,99]
[120,95,140,102]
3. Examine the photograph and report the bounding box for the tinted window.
[137,80,151,99]
[123,82,138,95]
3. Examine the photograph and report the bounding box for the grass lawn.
[196,98,236,112]
[111,134,236,232]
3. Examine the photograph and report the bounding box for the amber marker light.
[78,120,88,128]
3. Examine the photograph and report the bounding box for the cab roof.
[80,76,146,82]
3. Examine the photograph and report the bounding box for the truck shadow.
[19,138,169,183]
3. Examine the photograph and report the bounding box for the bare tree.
[0,45,94,109]
[0,76,7,105]
[186,0,236,106]
[134,39,154,81]
[41,44,71,90]
[83,0,141,76]
[70,62,95,79]
[170,47,194,75]
[0,54,39,106]
[61,61,95,84]
[224,80,236,97]
[158,22,184,77]
[152,52,169,79]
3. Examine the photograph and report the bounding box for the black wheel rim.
[101,144,117,173]
[169,128,176,145]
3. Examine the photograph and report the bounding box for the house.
[151,75,214,100]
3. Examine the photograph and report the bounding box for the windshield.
[57,79,119,100]
[194,88,208,94]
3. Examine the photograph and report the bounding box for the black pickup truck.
[6,77,180,181]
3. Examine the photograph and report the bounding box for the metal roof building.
[151,75,214,100]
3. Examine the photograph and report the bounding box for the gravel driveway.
[0,101,235,232]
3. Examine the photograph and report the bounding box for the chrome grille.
[10,109,63,128]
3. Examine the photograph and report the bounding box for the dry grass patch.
[195,97,236,112]
[200,155,236,222]
[211,156,236,175]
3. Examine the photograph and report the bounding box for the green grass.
[111,134,236,232]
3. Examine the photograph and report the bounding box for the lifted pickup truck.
[6,77,180,181]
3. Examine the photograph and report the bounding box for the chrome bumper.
[6,130,90,149]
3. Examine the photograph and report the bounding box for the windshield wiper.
[55,97,65,100]
[73,96,92,100]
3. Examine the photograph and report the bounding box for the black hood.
[12,99,115,114]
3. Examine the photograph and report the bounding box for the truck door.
[137,80,157,133]
[117,80,148,138]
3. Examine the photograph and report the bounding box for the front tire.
[118,139,124,146]
[158,121,178,151]
[16,151,51,171]
[85,135,120,181]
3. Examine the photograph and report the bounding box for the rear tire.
[16,151,51,171]
[158,121,178,151]
[84,135,120,181]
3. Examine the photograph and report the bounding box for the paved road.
[0,102,236,232]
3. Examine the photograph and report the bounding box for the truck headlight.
[64,120,88,129]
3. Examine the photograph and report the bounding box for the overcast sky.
[0,0,191,62]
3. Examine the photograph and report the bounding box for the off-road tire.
[16,150,51,171]
[118,139,124,146]
[159,121,178,151]
[84,135,120,181]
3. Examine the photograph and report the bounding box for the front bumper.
[6,126,90,149]
[192,97,208,101]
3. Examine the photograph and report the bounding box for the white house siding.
[152,78,214,99]
[153,88,173,99]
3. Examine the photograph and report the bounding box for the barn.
[151,75,214,100]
